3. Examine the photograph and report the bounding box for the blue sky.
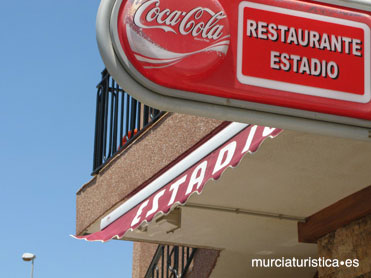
[0,1,133,277]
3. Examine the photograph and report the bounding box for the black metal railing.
[92,69,164,174]
[145,245,197,278]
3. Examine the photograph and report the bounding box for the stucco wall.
[132,242,158,278]
[186,248,220,278]
[76,113,223,235]
[131,243,220,278]
[317,214,371,278]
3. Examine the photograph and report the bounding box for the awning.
[75,122,282,242]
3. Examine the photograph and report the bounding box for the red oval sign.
[106,0,371,127]
[116,0,230,79]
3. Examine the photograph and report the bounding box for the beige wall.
[318,214,371,278]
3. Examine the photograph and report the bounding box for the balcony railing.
[92,69,164,174]
[145,245,197,278]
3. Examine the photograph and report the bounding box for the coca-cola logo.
[116,0,230,78]
[133,0,226,40]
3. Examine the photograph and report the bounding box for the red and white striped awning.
[75,123,282,242]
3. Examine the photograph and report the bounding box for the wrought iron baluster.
[119,89,124,148]
[145,245,197,278]
[92,69,165,174]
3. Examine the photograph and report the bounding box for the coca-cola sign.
[113,0,230,77]
[100,0,371,141]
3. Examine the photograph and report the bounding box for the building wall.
[317,214,371,278]
[131,243,220,278]
[132,242,158,278]
[76,113,223,235]
[186,248,220,278]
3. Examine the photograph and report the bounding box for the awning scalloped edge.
[73,123,282,242]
